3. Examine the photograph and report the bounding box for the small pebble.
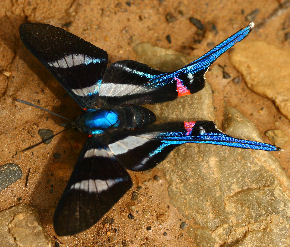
[165,12,177,23]
[153,175,160,181]
[102,217,114,225]
[178,10,184,16]
[218,65,231,79]
[166,34,172,44]
[125,1,131,6]
[128,213,134,219]
[210,23,218,35]
[245,9,259,22]
[0,163,22,192]
[284,32,290,41]
[233,76,241,84]
[54,242,60,247]
[146,226,151,231]
[180,221,186,229]
[193,28,205,44]
[131,191,138,201]
[163,232,167,236]
[136,185,142,190]
[38,129,54,144]
[189,17,204,30]
[223,71,231,79]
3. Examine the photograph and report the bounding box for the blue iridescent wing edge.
[20,23,254,107]
[106,120,279,171]
[99,23,254,105]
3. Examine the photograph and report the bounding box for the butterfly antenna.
[21,128,69,152]
[16,98,71,122]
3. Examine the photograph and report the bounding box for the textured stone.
[38,129,54,144]
[230,41,290,120]
[133,43,189,72]
[148,82,214,123]
[0,1,288,246]
[0,163,22,192]
[134,45,288,245]
[161,104,289,246]
[0,40,15,69]
[265,129,288,148]
[0,205,52,247]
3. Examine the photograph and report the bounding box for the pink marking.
[184,121,196,135]
[175,77,190,97]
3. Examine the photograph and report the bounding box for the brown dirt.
[0,0,289,246]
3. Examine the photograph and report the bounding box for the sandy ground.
[0,0,289,246]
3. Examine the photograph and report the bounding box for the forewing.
[19,23,108,108]
[53,137,132,236]
[100,24,253,105]
[20,23,253,107]
[100,60,174,105]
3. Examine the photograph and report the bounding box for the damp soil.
[0,0,289,246]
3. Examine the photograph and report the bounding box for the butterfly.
[19,22,279,236]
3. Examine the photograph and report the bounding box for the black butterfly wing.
[19,23,108,108]
[53,137,132,236]
[20,23,253,107]
[100,23,254,105]
[53,120,278,235]
[106,126,177,171]
[100,60,170,105]
[106,121,279,171]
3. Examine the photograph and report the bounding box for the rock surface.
[0,0,289,246]
[38,129,54,144]
[230,41,290,120]
[0,163,22,192]
[162,106,289,246]
[0,205,52,247]
[265,129,289,148]
[133,43,189,72]
[138,44,289,246]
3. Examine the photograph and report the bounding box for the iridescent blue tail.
[106,120,279,172]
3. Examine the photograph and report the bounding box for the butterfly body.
[74,105,156,135]
[19,22,279,236]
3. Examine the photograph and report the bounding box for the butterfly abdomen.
[117,105,156,129]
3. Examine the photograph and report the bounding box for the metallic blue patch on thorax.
[85,109,120,130]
